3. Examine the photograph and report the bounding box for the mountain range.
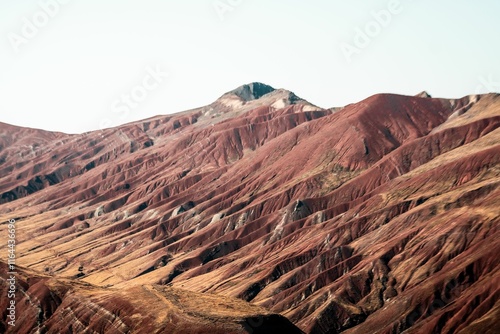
[0,83,499,333]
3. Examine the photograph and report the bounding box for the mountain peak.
[415,91,432,98]
[225,82,276,101]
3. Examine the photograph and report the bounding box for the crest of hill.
[212,82,319,114]
[225,82,276,101]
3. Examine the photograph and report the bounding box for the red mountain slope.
[0,84,499,333]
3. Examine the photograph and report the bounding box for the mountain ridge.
[0,86,499,333]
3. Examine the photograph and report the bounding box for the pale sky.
[1,0,499,133]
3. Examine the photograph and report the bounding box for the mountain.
[225,82,277,101]
[0,85,499,333]
[0,262,302,334]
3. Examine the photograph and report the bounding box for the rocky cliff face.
[0,83,499,333]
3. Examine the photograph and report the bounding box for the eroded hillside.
[1,84,499,333]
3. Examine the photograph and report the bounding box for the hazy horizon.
[1,0,499,133]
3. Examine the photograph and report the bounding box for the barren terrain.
[1,83,499,333]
